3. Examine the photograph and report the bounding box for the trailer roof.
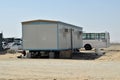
[22,19,82,29]
[22,19,58,23]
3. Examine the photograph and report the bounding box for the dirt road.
[0,44,120,80]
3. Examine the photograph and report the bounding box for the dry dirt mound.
[97,44,120,61]
[97,51,120,61]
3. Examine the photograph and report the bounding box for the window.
[82,33,87,39]
[91,33,95,39]
[83,33,108,40]
[95,33,100,39]
[101,33,105,39]
[64,28,68,32]
[83,33,95,40]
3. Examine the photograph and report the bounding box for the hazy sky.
[0,0,120,42]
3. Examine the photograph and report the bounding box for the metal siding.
[72,29,83,48]
[22,23,57,50]
[58,23,83,49]
[58,24,70,49]
[57,23,59,49]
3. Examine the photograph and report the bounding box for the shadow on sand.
[17,50,105,60]
[72,52,105,60]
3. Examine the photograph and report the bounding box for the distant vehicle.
[2,38,22,50]
[82,32,110,50]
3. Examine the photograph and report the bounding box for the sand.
[0,44,120,80]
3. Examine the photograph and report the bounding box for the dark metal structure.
[0,33,3,51]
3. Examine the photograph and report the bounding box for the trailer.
[22,20,83,58]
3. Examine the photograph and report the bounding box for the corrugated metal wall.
[22,22,57,50]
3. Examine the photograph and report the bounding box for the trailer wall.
[58,23,83,50]
[22,22,57,50]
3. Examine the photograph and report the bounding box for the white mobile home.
[22,20,83,58]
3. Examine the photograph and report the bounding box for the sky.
[0,0,120,42]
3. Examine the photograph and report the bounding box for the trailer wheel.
[84,44,92,50]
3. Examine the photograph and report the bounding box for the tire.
[84,44,92,50]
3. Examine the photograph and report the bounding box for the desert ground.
[0,44,120,80]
